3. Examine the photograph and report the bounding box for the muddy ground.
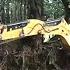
[0,35,70,70]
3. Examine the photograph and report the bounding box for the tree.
[6,0,10,23]
[26,0,44,19]
[1,0,5,23]
[44,0,64,19]
[61,0,70,23]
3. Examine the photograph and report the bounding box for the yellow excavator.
[0,18,70,48]
[0,18,70,70]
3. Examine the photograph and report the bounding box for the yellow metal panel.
[1,19,70,47]
[2,28,22,40]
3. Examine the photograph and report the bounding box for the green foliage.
[0,0,65,24]
[44,0,64,19]
[1,0,25,24]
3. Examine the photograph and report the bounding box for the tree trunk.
[24,0,28,19]
[26,0,44,19]
[20,0,23,21]
[6,0,10,24]
[1,0,5,23]
[61,0,70,23]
